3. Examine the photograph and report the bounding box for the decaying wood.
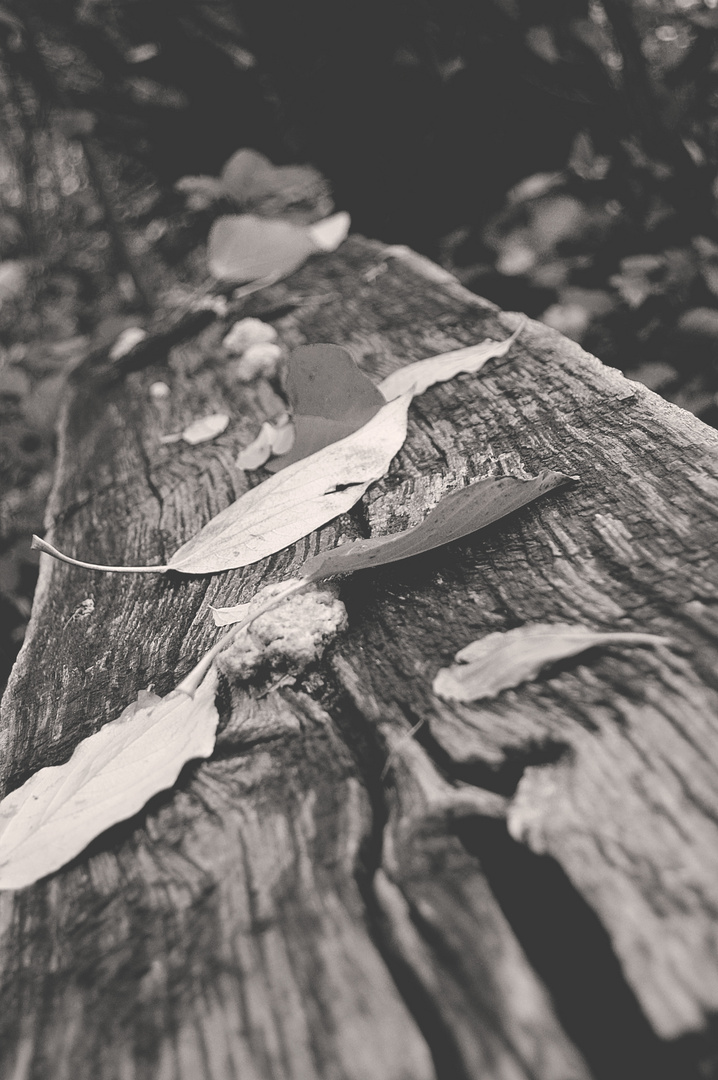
[1,236,718,1079]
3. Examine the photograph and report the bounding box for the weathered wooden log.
[1,237,717,1079]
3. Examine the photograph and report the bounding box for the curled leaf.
[433,623,672,702]
[378,320,525,402]
[300,470,574,582]
[0,672,219,890]
[236,417,295,470]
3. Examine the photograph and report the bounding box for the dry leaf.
[208,214,317,283]
[265,344,385,472]
[219,149,333,221]
[207,210,349,284]
[378,321,524,402]
[307,211,351,251]
[160,413,230,446]
[33,326,527,577]
[236,417,295,470]
[300,471,573,581]
[167,392,412,574]
[433,623,671,702]
[181,413,230,445]
[109,326,147,361]
[0,672,219,890]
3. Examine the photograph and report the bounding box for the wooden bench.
[1,236,717,1079]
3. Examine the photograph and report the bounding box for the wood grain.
[1,236,717,1078]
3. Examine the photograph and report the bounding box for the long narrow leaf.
[433,624,671,702]
[300,470,573,581]
[377,320,524,402]
[0,671,219,890]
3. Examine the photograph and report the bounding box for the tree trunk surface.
[1,237,718,1080]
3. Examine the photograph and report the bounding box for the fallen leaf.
[160,413,230,446]
[265,344,385,472]
[432,623,671,702]
[109,326,147,361]
[236,417,295,470]
[208,214,317,284]
[267,326,523,473]
[33,326,527,576]
[207,208,350,285]
[0,672,219,890]
[219,149,334,221]
[300,471,573,581]
[167,392,412,574]
[377,321,525,402]
[306,211,351,251]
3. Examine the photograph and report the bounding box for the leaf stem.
[32,536,168,574]
[177,577,308,696]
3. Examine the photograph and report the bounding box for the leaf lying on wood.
[432,623,672,702]
[33,324,528,575]
[265,344,386,472]
[208,215,315,283]
[177,148,334,221]
[14,468,578,888]
[0,671,219,890]
[32,394,411,575]
[300,471,573,581]
[160,412,230,446]
[168,393,412,574]
[306,211,351,251]
[378,320,524,402]
[207,211,349,284]
[236,416,294,470]
[267,323,525,471]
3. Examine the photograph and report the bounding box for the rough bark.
[1,237,717,1079]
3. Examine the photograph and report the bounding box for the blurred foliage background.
[2,0,718,685]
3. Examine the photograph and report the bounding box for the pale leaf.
[211,600,251,627]
[378,320,525,402]
[219,150,333,221]
[181,412,230,445]
[236,422,275,470]
[160,413,230,446]
[236,417,296,470]
[0,672,219,890]
[300,471,573,582]
[307,211,351,251]
[265,343,385,472]
[433,623,671,702]
[167,393,412,574]
[207,215,316,283]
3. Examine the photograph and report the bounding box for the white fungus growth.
[222,317,278,355]
[232,341,283,382]
[216,581,347,682]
